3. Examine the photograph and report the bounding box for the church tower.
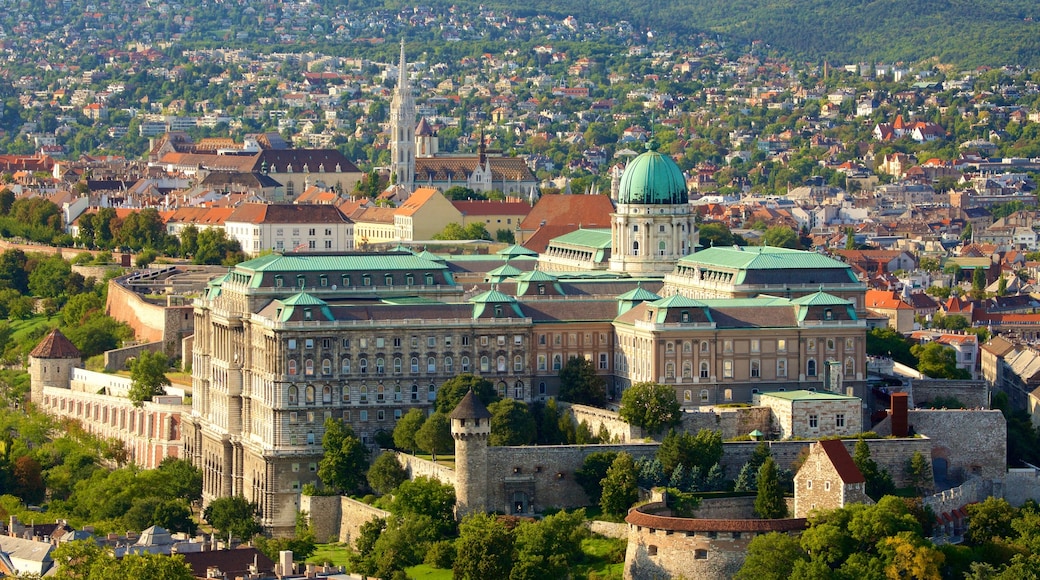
[389,40,416,193]
[609,141,698,274]
[450,390,491,519]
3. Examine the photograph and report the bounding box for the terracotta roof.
[226,203,350,224]
[865,290,913,310]
[29,329,81,359]
[351,206,397,224]
[817,439,866,484]
[520,195,615,231]
[395,187,443,217]
[448,389,493,420]
[626,505,806,533]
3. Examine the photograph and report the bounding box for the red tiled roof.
[818,439,866,484]
[866,290,913,310]
[226,203,350,224]
[30,329,81,359]
[520,195,614,231]
[451,200,531,217]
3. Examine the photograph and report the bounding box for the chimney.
[890,392,909,437]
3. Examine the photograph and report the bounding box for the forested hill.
[389,0,1040,68]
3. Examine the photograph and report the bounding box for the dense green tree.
[965,497,1018,545]
[28,255,72,298]
[657,428,723,477]
[911,341,971,380]
[510,509,588,580]
[454,513,514,580]
[435,373,499,414]
[600,452,639,518]
[699,222,745,247]
[52,540,194,580]
[317,418,369,494]
[853,438,896,501]
[905,451,931,495]
[531,398,565,445]
[734,532,807,580]
[153,457,203,506]
[128,350,171,407]
[558,356,606,406]
[754,457,787,518]
[734,442,772,492]
[367,452,408,495]
[255,512,317,564]
[972,267,988,299]
[487,399,536,446]
[202,496,262,540]
[193,228,242,265]
[867,327,917,367]
[180,224,199,257]
[392,408,426,453]
[0,249,28,293]
[575,451,619,505]
[415,412,452,461]
[761,225,799,248]
[618,382,682,435]
[63,312,132,358]
[386,476,457,538]
[62,292,104,327]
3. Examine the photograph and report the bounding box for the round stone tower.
[449,390,492,518]
[609,140,698,275]
[28,328,81,403]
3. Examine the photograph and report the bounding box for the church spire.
[397,39,408,89]
[390,39,416,195]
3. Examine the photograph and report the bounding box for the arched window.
[845,357,856,377]
[700,361,709,378]
[305,359,314,376]
[683,341,692,353]
[427,357,436,373]
[427,384,437,401]
[514,355,523,372]
[666,342,675,354]
[376,384,385,402]
[462,356,471,372]
[341,359,351,374]
[411,384,419,401]
[411,357,420,373]
[394,384,402,401]
[665,362,675,378]
[288,386,298,405]
[288,360,297,376]
[322,359,331,375]
[322,386,332,403]
[700,389,709,403]
[305,386,315,404]
[481,356,490,372]
[807,358,817,377]
[497,382,507,397]
[659,240,667,255]
[682,362,692,378]
[359,358,368,374]
[683,390,692,402]
[359,385,368,403]
[394,357,402,373]
[497,356,507,372]
[700,341,709,353]
[445,357,454,373]
[342,386,350,402]
[632,240,639,256]
[514,381,524,399]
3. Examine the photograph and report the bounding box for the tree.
[193,228,242,265]
[454,513,514,580]
[618,382,682,435]
[600,452,639,518]
[558,356,606,406]
[415,412,452,461]
[882,533,945,580]
[531,399,565,445]
[180,224,199,257]
[761,225,799,248]
[965,497,1017,545]
[255,511,317,564]
[317,418,369,494]
[153,457,203,506]
[699,222,744,247]
[202,496,262,540]
[393,408,426,453]
[853,438,896,501]
[387,476,457,539]
[435,373,499,414]
[911,341,970,379]
[735,532,807,580]
[867,327,917,367]
[972,267,988,300]
[487,399,536,446]
[28,255,71,298]
[998,275,1009,297]
[657,428,723,477]
[754,457,787,518]
[367,452,408,495]
[905,452,931,495]
[128,350,171,407]
[919,257,941,272]
[575,451,618,505]
[510,509,588,580]
[735,442,772,492]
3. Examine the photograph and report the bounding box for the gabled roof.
[817,439,866,484]
[520,195,614,230]
[497,244,538,258]
[29,329,81,359]
[396,187,448,217]
[616,284,662,302]
[226,203,351,225]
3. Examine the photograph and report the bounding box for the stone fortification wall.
[395,452,456,486]
[103,341,164,372]
[911,379,989,409]
[562,402,642,442]
[682,406,772,440]
[589,521,628,539]
[106,278,193,357]
[482,443,660,513]
[1003,469,1040,507]
[874,409,1005,482]
[623,502,806,580]
[301,495,390,547]
[924,478,994,516]
[690,496,757,519]
[71,264,123,281]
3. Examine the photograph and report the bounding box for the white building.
[224,204,354,255]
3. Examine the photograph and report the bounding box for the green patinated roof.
[279,292,329,306]
[416,249,445,262]
[381,296,442,305]
[759,389,859,402]
[791,291,853,306]
[548,228,612,249]
[389,244,415,253]
[447,254,538,262]
[235,253,451,287]
[616,284,662,302]
[469,289,518,304]
[618,142,688,205]
[497,244,538,257]
[513,269,558,282]
[679,246,851,271]
[651,294,709,309]
[487,262,523,277]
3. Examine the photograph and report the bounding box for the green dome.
[618,142,688,205]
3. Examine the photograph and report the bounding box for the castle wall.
[106,278,193,357]
[103,341,165,373]
[873,409,1006,483]
[395,452,456,486]
[682,406,773,440]
[562,402,642,442]
[300,495,389,547]
[910,379,989,409]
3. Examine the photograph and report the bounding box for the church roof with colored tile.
[29,329,81,359]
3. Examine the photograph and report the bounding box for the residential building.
[865,290,915,332]
[393,187,463,241]
[224,204,354,255]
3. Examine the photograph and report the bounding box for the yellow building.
[394,187,463,241]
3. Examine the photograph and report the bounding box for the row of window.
[286,354,527,376]
[286,384,436,405]
[808,413,846,430]
[287,334,519,351]
[273,272,439,289]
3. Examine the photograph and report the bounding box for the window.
[462,356,471,372]
[682,362,692,378]
[514,355,523,372]
[322,386,332,403]
[462,336,470,346]
[809,414,819,429]
[288,359,297,376]
[288,339,297,350]
[481,356,490,372]
[376,384,385,402]
[824,308,834,320]
[305,386,315,404]
[599,353,608,370]
[514,381,524,399]
[552,354,563,371]
[288,386,298,405]
[836,414,845,428]
[394,384,402,401]
[360,410,368,422]
[750,360,760,378]
[322,359,332,375]
[341,359,351,374]
[411,357,419,373]
[694,549,708,560]
[412,337,420,348]
[684,390,692,402]
[824,481,831,491]
[359,385,368,403]
[376,337,385,348]
[665,362,675,378]
[411,384,419,401]
[632,240,639,256]
[359,358,368,374]
[700,389,709,403]
[777,338,787,353]
[539,382,547,395]
[845,338,855,351]
[700,341,709,353]
[539,334,547,345]
[700,361,709,378]
[376,358,386,374]
[428,384,437,401]
[845,357,855,377]
[538,355,547,371]
[724,388,732,402]
[777,359,787,378]
[428,357,437,373]
[666,342,675,354]
[683,341,692,353]
[723,360,733,378]
[723,340,733,353]
[445,357,453,373]
[498,335,507,347]
[429,336,437,348]
[497,356,506,372]
[750,339,760,353]
[807,480,812,489]
[342,338,351,349]
[394,357,402,373]
[378,410,385,421]
[827,339,835,352]
[808,338,817,352]
[807,358,817,377]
